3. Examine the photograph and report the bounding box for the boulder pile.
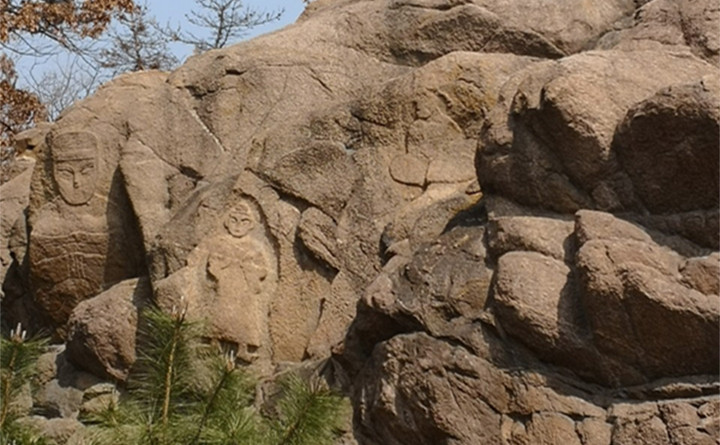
[1,0,717,443]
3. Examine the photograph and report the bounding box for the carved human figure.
[29,129,144,335]
[203,201,274,362]
[51,131,99,206]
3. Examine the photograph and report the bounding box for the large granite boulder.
[597,0,719,65]
[0,0,717,444]
[343,211,718,444]
[65,277,151,381]
[476,49,717,216]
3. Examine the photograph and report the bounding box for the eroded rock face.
[476,49,717,216]
[0,159,34,313]
[2,0,718,444]
[66,277,151,381]
[344,211,718,444]
[597,0,720,65]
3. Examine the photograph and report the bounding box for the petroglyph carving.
[30,226,109,330]
[207,202,269,296]
[30,130,145,334]
[192,199,277,362]
[50,131,100,206]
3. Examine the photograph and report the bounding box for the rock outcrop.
[1,0,718,444]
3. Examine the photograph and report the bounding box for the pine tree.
[265,376,345,445]
[0,323,49,445]
[86,301,346,445]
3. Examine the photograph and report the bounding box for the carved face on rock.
[51,131,99,206]
[224,203,256,238]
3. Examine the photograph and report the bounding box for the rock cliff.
[1,0,718,443]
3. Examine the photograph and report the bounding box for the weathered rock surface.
[26,119,147,335]
[597,0,720,65]
[66,277,150,381]
[477,49,717,217]
[0,159,34,308]
[33,345,102,420]
[2,0,718,444]
[343,213,718,444]
[575,211,719,382]
[18,417,85,445]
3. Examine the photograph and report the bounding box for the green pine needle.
[73,304,348,445]
[268,376,346,445]
[0,324,49,444]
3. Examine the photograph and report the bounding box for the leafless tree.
[1,0,134,178]
[96,1,178,76]
[168,0,283,52]
[25,56,105,120]
[2,0,285,174]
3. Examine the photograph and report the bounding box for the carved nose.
[73,174,81,188]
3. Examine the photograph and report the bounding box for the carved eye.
[56,168,73,177]
[80,166,94,175]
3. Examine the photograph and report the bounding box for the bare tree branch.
[95,1,177,75]
[168,0,283,52]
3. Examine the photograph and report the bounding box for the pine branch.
[132,302,199,416]
[191,350,234,444]
[270,376,346,445]
[125,301,203,444]
[161,315,181,427]
[84,301,345,445]
[0,323,47,428]
[0,323,49,445]
[191,347,257,444]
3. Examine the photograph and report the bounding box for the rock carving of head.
[224,202,256,238]
[51,131,99,206]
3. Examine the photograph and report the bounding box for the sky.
[149,0,306,62]
[14,1,307,96]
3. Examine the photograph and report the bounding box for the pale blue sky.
[14,1,307,109]
[151,0,306,62]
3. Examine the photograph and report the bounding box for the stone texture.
[487,216,574,260]
[477,49,717,215]
[493,251,594,371]
[0,159,35,323]
[31,345,102,423]
[383,0,636,63]
[0,126,45,324]
[614,81,719,214]
[18,417,84,445]
[79,383,119,417]
[0,1,718,444]
[143,50,531,365]
[66,277,151,381]
[575,216,719,381]
[298,207,342,270]
[28,117,147,336]
[681,253,720,296]
[354,333,505,445]
[574,209,652,244]
[342,210,718,442]
[525,413,582,445]
[577,418,613,445]
[597,0,720,64]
